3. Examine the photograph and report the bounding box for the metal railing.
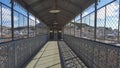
[64,34,120,68]
[0,2,49,68]
[0,34,48,68]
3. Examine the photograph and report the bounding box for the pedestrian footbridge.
[0,0,120,68]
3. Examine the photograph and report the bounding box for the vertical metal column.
[89,14,91,38]
[118,0,120,43]
[74,19,75,37]
[1,4,2,38]
[70,23,71,35]
[11,0,14,40]
[104,6,107,41]
[94,0,97,40]
[35,17,37,36]
[62,27,64,39]
[80,13,82,37]
[27,12,29,38]
[67,25,68,35]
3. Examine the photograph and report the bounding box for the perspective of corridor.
[0,0,120,68]
[25,41,87,68]
[25,41,61,68]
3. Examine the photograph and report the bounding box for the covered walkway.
[25,41,61,68]
[25,41,86,68]
[0,0,120,68]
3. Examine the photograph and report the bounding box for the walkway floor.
[25,41,61,68]
[58,41,87,68]
[25,41,87,68]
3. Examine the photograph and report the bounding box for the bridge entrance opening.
[49,29,62,40]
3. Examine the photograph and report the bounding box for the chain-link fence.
[0,1,49,43]
[64,0,120,44]
[0,2,12,42]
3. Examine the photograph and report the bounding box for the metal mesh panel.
[14,11,28,39]
[0,35,48,68]
[0,1,49,42]
[29,18,35,37]
[0,3,12,42]
[64,1,120,44]
[96,2,119,43]
[64,35,120,68]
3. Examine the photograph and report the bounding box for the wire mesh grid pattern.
[64,0,120,44]
[0,2,49,43]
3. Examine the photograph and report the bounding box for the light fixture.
[49,0,61,14]
[50,30,53,33]
[59,31,62,33]
[49,9,61,13]
[53,22,58,24]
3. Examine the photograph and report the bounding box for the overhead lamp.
[49,9,61,13]
[53,22,58,24]
[50,30,53,33]
[59,30,62,33]
[49,0,60,13]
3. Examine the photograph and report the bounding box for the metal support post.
[27,12,29,38]
[11,0,14,40]
[94,0,97,40]
[80,13,82,37]
[104,6,107,41]
[35,17,37,36]
[70,23,71,35]
[1,4,2,38]
[118,0,120,43]
[74,19,75,37]
[62,27,64,39]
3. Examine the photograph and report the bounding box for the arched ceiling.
[15,0,95,29]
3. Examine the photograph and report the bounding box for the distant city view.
[64,22,120,44]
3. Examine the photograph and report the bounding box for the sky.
[0,0,39,28]
[74,0,119,29]
[0,0,119,29]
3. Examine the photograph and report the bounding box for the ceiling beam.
[58,5,76,15]
[83,0,94,10]
[30,0,48,7]
[39,12,52,18]
[61,0,82,10]
[57,14,71,21]
[43,13,71,24]
[36,6,51,13]
[41,14,53,20]
[38,9,73,19]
